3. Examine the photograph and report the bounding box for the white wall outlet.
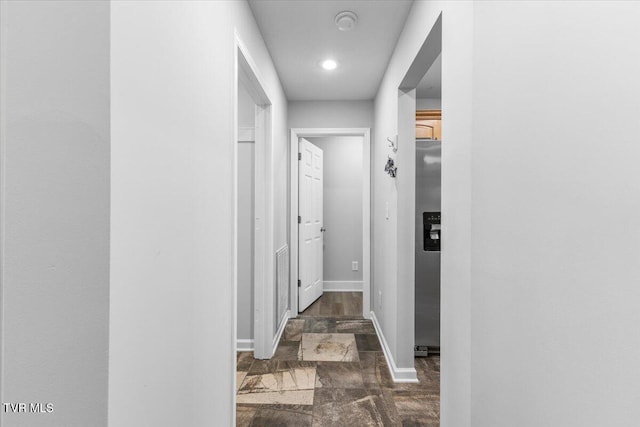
[352,261,358,271]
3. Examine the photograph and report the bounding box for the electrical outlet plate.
[352,261,358,271]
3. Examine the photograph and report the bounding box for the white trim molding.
[233,30,275,427]
[323,281,363,292]
[236,339,255,352]
[234,30,275,361]
[271,310,290,356]
[370,311,418,383]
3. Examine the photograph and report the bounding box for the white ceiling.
[248,0,414,101]
[416,53,441,99]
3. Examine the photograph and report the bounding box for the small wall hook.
[387,136,398,153]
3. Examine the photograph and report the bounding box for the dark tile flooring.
[236,293,440,426]
[298,291,363,318]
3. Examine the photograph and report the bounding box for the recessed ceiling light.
[335,11,358,31]
[321,59,338,70]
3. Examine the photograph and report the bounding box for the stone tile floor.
[297,292,363,319]
[236,317,440,426]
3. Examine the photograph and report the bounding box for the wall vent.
[276,245,289,328]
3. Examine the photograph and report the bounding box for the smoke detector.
[335,11,358,31]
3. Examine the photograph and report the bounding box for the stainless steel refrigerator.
[415,138,441,356]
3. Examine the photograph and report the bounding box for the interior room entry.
[298,138,324,312]
[290,128,371,318]
[236,79,256,352]
[396,13,442,359]
[234,41,272,359]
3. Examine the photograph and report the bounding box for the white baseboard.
[323,281,363,292]
[370,311,418,383]
[271,310,290,356]
[236,339,254,352]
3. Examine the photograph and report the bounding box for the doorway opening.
[233,35,273,377]
[289,128,371,319]
[392,3,442,390]
[414,53,442,357]
[236,75,257,354]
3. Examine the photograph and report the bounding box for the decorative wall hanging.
[385,135,398,177]
[384,156,397,178]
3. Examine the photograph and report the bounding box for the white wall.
[109,1,288,426]
[0,1,110,426]
[373,1,473,416]
[307,136,363,283]
[237,141,255,342]
[238,81,255,128]
[470,2,640,425]
[417,98,442,110]
[237,81,255,344]
[288,100,374,129]
[377,0,640,426]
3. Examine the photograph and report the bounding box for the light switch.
[352,261,358,271]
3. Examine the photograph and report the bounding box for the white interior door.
[298,138,324,312]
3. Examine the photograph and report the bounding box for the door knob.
[320,227,326,233]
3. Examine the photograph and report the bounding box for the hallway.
[4,1,640,426]
[235,293,440,426]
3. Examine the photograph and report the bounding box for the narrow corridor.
[236,292,440,426]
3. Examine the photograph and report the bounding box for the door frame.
[390,12,442,381]
[233,32,273,368]
[289,128,371,318]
